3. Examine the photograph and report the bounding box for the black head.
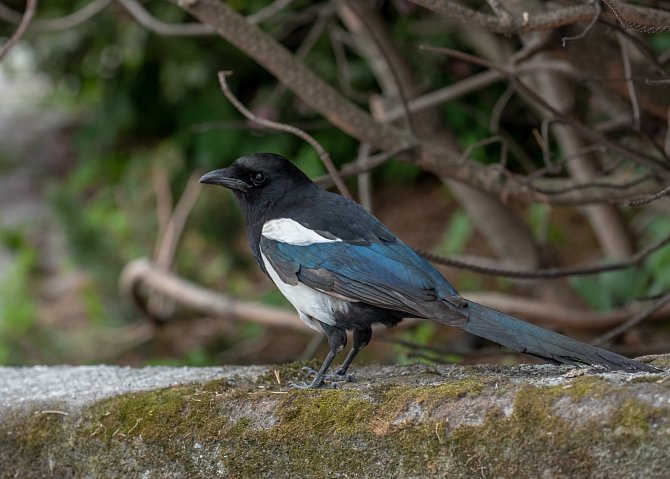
[199,153,314,218]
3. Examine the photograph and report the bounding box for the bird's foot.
[331,367,356,383]
[299,366,355,387]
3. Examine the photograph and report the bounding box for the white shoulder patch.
[262,218,341,246]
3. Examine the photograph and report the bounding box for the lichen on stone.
[1,360,668,478]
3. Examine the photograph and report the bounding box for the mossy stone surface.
[1,358,669,478]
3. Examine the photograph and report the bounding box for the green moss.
[214,377,495,477]
[650,356,670,369]
[613,398,658,438]
[447,378,668,479]
[276,389,374,435]
[4,365,669,479]
[69,372,494,477]
[81,376,244,465]
[561,375,609,399]
[18,412,68,450]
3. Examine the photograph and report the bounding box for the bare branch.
[154,170,202,269]
[177,0,666,205]
[409,0,670,34]
[314,146,415,187]
[119,258,670,336]
[418,231,670,279]
[379,70,502,123]
[151,165,174,257]
[485,0,510,18]
[489,83,515,134]
[341,0,416,136]
[117,0,213,36]
[457,135,507,169]
[593,291,670,346]
[409,0,598,33]
[561,0,601,46]
[624,183,670,207]
[419,44,670,173]
[119,258,308,332]
[246,0,296,25]
[267,5,333,105]
[217,71,351,198]
[355,142,373,211]
[0,0,36,62]
[602,0,670,33]
[0,0,111,31]
[617,32,641,130]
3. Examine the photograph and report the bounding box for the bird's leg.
[294,323,347,389]
[332,327,372,382]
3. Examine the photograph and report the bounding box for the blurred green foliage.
[0,229,38,363]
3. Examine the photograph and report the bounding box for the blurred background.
[1,0,669,369]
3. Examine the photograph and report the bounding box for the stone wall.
[1,356,669,478]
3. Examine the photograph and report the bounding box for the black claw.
[289,380,339,389]
[297,366,354,387]
[332,369,356,382]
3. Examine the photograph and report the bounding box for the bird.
[199,153,658,387]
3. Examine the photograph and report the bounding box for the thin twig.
[217,70,351,198]
[328,25,371,103]
[539,119,557,173]
[530,173,654,197]
[598,18,667,77]
[0,0,37,62]
[418,231,670,279]
[561,0,601,46]
[624,184,670,207]
[155,170,202,269]
[147,170,202,320]
[247,0,296,25]
[489,84,515,134]
[617,32,641,130]
[356,142,373,211]
[343,0,416,136]
[593,291,670,346]
[527,144,608,181]
[457,135,507,169]
[379,69,501,123]
[484,0,509,18]
[0,0,111,31]
[267,5,333,105]
[418,44,669,174]
[117,0,214,36]
[314,146,415,187]
[151,165,173,259]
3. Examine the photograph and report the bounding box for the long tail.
[440,299,658,373]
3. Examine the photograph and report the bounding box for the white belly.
[260,251,350,331]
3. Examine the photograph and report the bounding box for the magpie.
[200,153,658,387]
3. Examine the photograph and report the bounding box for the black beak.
[199,168,249,192]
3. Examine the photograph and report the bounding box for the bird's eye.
[251,171,266,186]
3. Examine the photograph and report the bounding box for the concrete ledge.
[1,356,669,478]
